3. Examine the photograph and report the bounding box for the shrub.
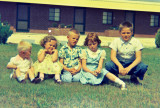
[59,23,65,28]
[155,29,160,48]
[66,24,72,28]
[0,21,13,44]
[53,22,58,28]
[108,26,119,30]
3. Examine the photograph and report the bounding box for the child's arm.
[59,58,72,72]
[110,49,125,75]
[124,50,142,75]
[82,59,98,76]
[52,49,58,62]
[95,57,104,74]
[7,64,17,70]
[38,49,47,63]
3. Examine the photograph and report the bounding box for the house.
[0,0,160,37]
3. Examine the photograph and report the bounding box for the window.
[150,15,159,27]
[102,12,112,24]
[49,8,60,21]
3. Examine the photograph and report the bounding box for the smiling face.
[120,27,133,42]
[44,40,57,53]
[88,40,98,52]
[67,32,79,48]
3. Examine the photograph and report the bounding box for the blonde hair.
[119,21,133,32]
[40,36,57,48]
[84,33,101,46]
[17,41,32,52]
[68,28,80,37]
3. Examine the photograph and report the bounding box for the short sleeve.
[109,38,118,51]
[58,47,65,58]
[81,49,87,59]
[101,50,106,59]
[7,57,16,65]
[135,39,143,51]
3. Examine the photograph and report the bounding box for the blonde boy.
[7,41,40,84]
[59,28,82,82]
[105,21,148,84]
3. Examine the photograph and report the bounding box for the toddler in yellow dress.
[34,36,63,83]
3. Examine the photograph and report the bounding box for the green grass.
[0,44,160,108]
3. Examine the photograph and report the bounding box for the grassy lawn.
[0,44,160,108]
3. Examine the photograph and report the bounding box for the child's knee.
[61,74,72,82]
[72,74,80,82]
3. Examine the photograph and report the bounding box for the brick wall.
[0,2,17,29]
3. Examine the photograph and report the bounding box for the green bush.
[66,24,72,28]
[0,21,13,44]
[52,22,58,28]
[59,23,65,28]
[155,29,160,48]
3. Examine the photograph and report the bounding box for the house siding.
[0,1,159,37]
[0,2,16,28]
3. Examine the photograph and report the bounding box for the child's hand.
[94,68,101,74]
[92,71,98,76]
[69,68,77,75]
[119,66,126,76]
[124,67,131,75]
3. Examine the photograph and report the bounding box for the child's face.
[67,32,79,47]
[20,48,31,59]
[88,40,98,52]
[44,40,57,53]
[120,27,133,42]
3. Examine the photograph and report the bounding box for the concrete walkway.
[7,33,156,48]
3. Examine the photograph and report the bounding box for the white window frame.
[49,8,60,21]
[150,15,159,27]
[102,12,113,24]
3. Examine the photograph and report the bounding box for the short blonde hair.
[119,21,133,32]
[68,28,80,37]
[17,41,32,52]
[40,36,57,48]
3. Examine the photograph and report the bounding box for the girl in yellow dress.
[34,36,63,83]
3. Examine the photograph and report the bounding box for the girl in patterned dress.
[80,33,127,90]
[34,36,63,83]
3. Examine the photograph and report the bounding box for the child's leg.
[39,72,44,81]
[72,72,81,82]
[15,69,25,83]
[27,69,35,82]
[105,61,119,77]
[61,71,72,83]
[106,72,126,90]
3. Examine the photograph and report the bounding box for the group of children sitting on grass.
[7,21,148,90]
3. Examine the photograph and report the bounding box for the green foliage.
[155,29,160,48]
[0,21,13,44]
[66,24,72,28]
[59,23,65,28]
[52,22,58,28]
[108,26,119,30]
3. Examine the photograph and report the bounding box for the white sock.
[115,78,125,87]
[17,77,23,82]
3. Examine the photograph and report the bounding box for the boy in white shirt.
[7,41,41,84]
[105,21,148,84]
